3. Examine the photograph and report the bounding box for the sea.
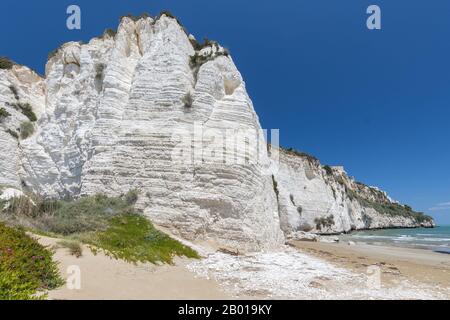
[340,226,450,254]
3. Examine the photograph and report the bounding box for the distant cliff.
[0,12,434,252]
[273,147,434,237]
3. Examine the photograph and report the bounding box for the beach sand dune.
[37,236,229,300]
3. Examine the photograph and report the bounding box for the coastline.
[337,225,450,253]
[316,224,437,237]
[289,239,450,295]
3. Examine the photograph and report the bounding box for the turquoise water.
[340,226,450,253]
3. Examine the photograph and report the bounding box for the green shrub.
[20,121,34,139]
[6,129,19,139]
[0,223,64,299]
[157,11,189,35]
[124,189,139,205]
[0,269,42,300]
[282,147,319,163]
[411,211,433,223]
[120,13,150,22]
[289,194,295,205]
[2,194,129,235]
[18,103,37,122]
[57,240,83,258]
[353,195,433,224]
[85,215,199,264]
[95,63,106,80]
[323,165,333,176]
[272,175,279,201]
[182,92,193,108]
[103,28,116,38]
[9,85,19,100]
[48,48,59,60]
[314,215,335,231]
[158,10,177,20]
[189,39,229,65]
[1,194,200,265]
[0,57,14,70]
[189,50,229,70]
[0,108,11,121]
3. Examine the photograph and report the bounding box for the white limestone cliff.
[0,13,434,251]
[273,148,434,238]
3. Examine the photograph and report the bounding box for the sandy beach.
[37,236,229,300]
[36,234,450,300]
[289,240,450,293]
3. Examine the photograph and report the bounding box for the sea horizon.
[340,226,450,254]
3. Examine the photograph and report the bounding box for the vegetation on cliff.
[0,57,14,70]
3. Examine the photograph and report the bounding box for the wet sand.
[289,240,450,291]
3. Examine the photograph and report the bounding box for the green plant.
[6,129,19,139]
[0,57,14,70]
[7,102,37,122]
[9,85,19,100]
[289,194,295,206]
[361,212,373,226]
[20,121,34,139]
[0,269,43,300]
[120,13,150,22]
[17,103,37,122]
[85,215,199,264]
[2,194,128,235]
[158,10,177,20]
[48,48,60,60]
[189,39,229,66]
[314,215,335,231]
[182,92,193,108]
[351,194,433,224]
[103,28,116,38]
[0,108,11,121]
[95,63,106,82]
[156,11,189,35]
[272,175,279,201]
[323,165,333,176]
[189,38,202,51]
[124,189,139,205]
[1,194,199,265]
[58,240,83,258]
[282,147,319,163]
[0,223,64,299]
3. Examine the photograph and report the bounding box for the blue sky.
[1,0,449,224]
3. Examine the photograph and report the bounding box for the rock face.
[273,148,435,237]
[1,15,283,251]
[0,13,434,251]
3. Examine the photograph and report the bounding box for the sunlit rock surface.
[0,14,433,251]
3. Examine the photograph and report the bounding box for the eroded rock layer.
[273,148,434,237]
[0,13,434,250]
